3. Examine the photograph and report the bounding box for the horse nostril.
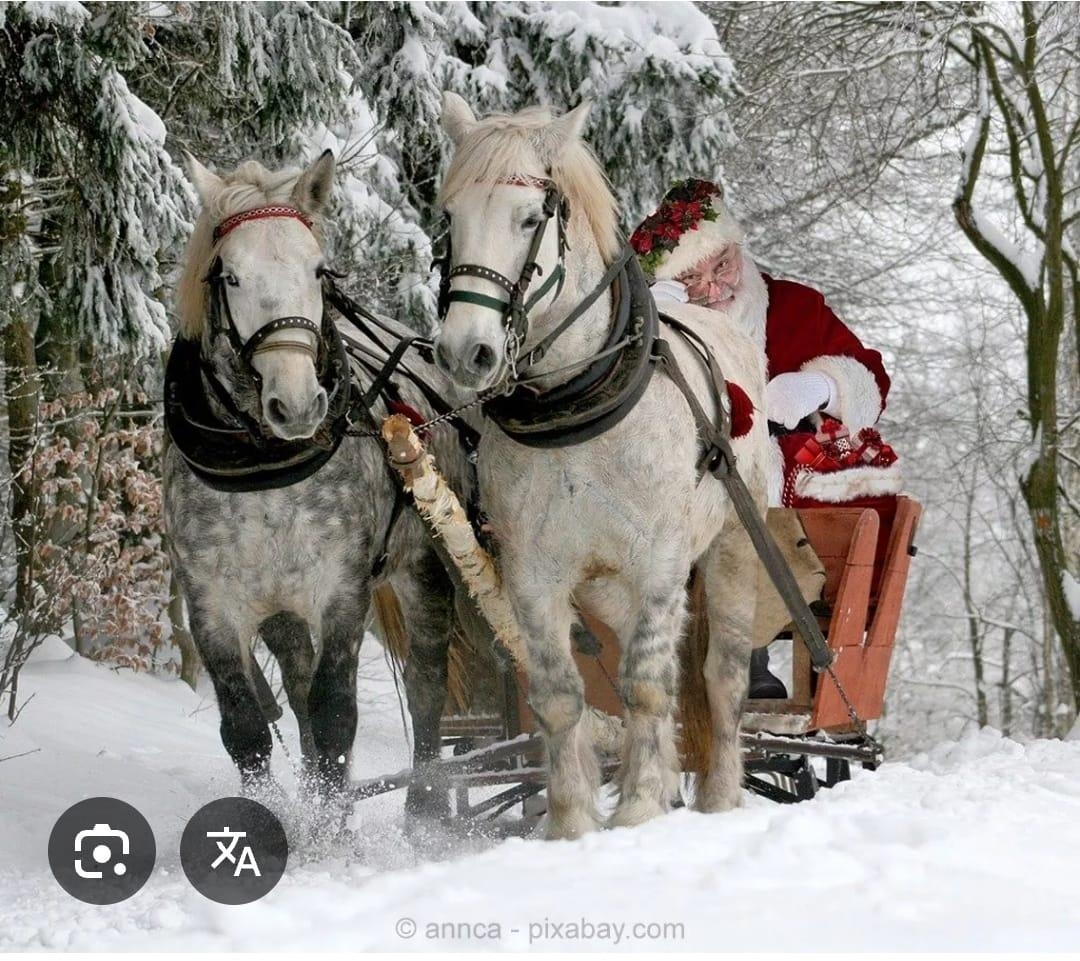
[435,340,452,373]
[309,391,328,423]
[470,343,496,374]
[267,397,289,424]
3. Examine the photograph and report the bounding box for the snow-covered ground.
[3,639,1080,952]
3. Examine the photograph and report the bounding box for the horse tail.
[370,582,472,714]
[445,623,473,714]
[371,583,410,672]
[678,567,713,778]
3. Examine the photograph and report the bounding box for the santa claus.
[631,179,902,697]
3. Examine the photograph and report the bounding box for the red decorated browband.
[213,205,313,242]
[496,174,553,189]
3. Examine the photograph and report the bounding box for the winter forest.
[3,0,1077,750]
[1,0,1080,951]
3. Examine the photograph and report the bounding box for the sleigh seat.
[741,496,922,735]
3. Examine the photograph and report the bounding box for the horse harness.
[436,180,865,723]
[164,204,477,579]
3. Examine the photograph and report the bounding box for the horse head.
[433,93,619,392]
[179,152,336,441]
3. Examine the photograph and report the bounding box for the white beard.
[704,253,769,355]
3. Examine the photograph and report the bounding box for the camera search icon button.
[49,798,156,905]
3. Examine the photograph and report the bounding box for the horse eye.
[224,272,240,288]
[522,215,541,230]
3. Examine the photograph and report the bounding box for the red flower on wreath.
[630,178,725,277]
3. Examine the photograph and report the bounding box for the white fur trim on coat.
[795,462,904,503]
[654,212,745,282]
[767,435,785,507]
[800,354,883,432]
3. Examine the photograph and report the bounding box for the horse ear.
[537,101,592,163]
[441,91,478,145]
[291,149,336,215]
[185,153,224,206]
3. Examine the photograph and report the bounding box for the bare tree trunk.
[961,468,989,726]
[952,12,1080,712]
[2,315,39,617]
[1000,626,1014,737]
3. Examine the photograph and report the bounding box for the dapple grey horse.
[165,153,471,817]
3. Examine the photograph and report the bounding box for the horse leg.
[697,521,757,812]
[515,585,599,840]
[308,589,368,795]
[610,579,685,828]
[390,550,454,820]
[259,611,317,766]
[188,604,273,785]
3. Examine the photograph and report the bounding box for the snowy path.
[2,640,1079,951]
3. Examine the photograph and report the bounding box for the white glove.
[766,371,837,429]
[650,279,689,305]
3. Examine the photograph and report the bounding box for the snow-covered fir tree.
[128,2,359,170]
[0,1,189,354]
[327,0,737,327]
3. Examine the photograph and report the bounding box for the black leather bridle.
[204,205,329,390]
[434,175,571,374]
[165,205,353,491]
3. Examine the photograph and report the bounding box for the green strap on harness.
[447,289,510,313]
[525,263,565,310]
[446,263,564,317]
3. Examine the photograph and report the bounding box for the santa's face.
[678,245,743,308]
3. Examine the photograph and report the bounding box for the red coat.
[762,274,890,428]
[759,275,901,527]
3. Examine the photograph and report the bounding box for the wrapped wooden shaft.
[381,414,527,666]
[380,414,623,754]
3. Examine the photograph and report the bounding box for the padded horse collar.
[164,205,354,492]
[164,317,353,493]
[482,252,659,447]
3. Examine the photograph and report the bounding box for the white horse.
[433,94,771,838]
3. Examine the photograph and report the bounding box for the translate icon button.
[207,827,260,876]
[181,798,287,904]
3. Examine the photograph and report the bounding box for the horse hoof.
[545,810,600,841]
[609,796,666,829]
[695,783,744,814]
[240,772,289,809]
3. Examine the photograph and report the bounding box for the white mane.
[438,106,621,265]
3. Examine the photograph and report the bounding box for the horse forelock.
[438,107,621,265]
[177,161,325,340]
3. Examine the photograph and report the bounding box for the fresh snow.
[1064,569,1080,622]
[3,640,1080,951]
[970,207,1042,290]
